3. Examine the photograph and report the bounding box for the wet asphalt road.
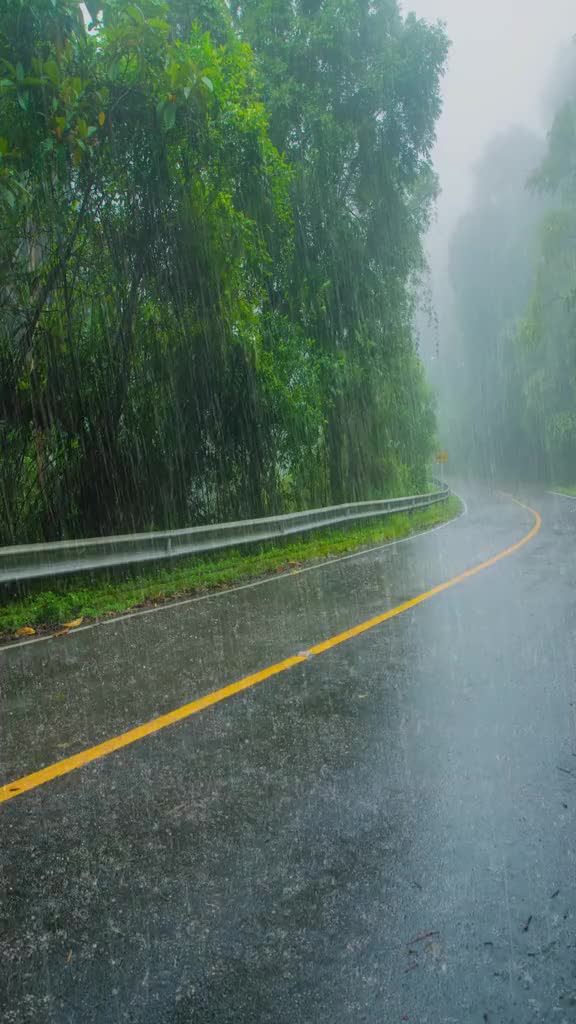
[1,484,576,1023]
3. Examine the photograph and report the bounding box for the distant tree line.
[445,44,576,484]
[0,0,448,543]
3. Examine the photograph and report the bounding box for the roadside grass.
[553,485,576,497]
[0,496,462,640]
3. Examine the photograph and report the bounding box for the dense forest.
[443,43,576,484]
[0,0,449,544]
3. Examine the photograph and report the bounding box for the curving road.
[1,484,576,1023]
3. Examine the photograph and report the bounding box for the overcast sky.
[402,0,575,277]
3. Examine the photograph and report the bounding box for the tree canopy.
[0,0,448,543]
[444,43,576,485]
[445,127,545,477]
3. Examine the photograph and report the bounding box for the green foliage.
[515,181,576,478]
[232,0,448,500]
[552,484,576,496]
[445,44,576,485]
[509,79,576,482]
[0,0,448,544]
[445,127,546,478]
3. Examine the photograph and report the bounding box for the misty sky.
[404,0,575,277]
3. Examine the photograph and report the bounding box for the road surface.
[1,484,576,1023]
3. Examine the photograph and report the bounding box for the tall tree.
[443,43,576,484]
[0,0,315,540]
[0,0,448,543]
[446,127,545,477]
[231,0,449,500]
[515,60,576,482]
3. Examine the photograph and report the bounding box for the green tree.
[516,75,576,482]
[446,127,545,478]
[0,0,318,541]
[0,0,448,544]
[231,0,449,500]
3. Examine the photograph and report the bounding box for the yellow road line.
[0,496,541,806]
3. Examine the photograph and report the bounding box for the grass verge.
[553,485,576,497]
[0,496,462,642]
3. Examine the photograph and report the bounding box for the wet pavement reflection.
[1,486,576,1023]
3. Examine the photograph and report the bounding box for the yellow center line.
[0,496,541,806]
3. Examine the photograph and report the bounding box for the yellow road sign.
[436,451,449,464]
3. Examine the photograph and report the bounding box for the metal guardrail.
[0,485,451,585]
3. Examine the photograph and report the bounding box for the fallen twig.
[409,930,439,944]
